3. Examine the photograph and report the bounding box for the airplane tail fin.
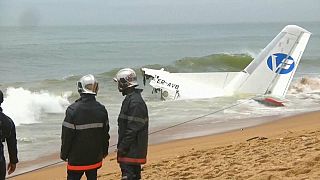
[235,25,311,98]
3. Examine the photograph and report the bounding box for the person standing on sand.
[60,74,110,180]
[0,90,18,179]
[113,68,149,180]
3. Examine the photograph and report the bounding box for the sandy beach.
[9,110,320,180]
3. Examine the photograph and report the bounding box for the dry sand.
[10,111,320,180]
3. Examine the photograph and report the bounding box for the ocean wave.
[136,53,252,73]
[18,137,36,144]
[95,53,253,80]
[62,74,79,80]
[289,76,320,94]
[2,87,71,126]
[1,53,254,89]
[6,52,320,98]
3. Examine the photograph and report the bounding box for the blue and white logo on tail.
[267,53,295,74]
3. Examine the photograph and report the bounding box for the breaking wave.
[2,53,255,90]
[143,53,253,73]
[289,76,320,94]
[2,87,70,126]
[98,53,253,79]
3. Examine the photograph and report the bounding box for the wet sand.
[10,110,320,180]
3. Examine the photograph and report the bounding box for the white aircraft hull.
[142,25,311,101]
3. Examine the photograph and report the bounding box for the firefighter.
[0,90,18,179]
[60,74,110,180]
[113,68,149,180]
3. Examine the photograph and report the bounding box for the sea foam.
[289,76,320,94]
[2,87,70,126]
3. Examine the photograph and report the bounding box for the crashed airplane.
[142,25,311,105]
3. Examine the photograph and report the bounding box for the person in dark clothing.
[113,68,149,180]
[60,74,110,180]
[0,90,18,179]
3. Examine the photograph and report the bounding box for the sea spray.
[2,87,70,126]
[289,76,320,94]
[286,76,320,101]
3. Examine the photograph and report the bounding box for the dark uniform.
[60,94,110,180]
[117,89,148,180]
[0,91,18,179]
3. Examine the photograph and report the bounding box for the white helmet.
[77,74,99,95]
[113,68,138,91]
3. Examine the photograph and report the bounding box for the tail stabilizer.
[234,25,311,98]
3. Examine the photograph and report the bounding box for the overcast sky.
[0,0,319,26]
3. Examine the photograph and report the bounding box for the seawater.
[0,22,320,169]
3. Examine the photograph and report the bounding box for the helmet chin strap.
[89,82,99,95]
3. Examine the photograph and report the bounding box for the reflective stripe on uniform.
[67,161,102,171]
[117,157,146,164]
[63,122,104,130]
[63,121,75,129]
[119,114,148,123]
[76,123,104,130]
